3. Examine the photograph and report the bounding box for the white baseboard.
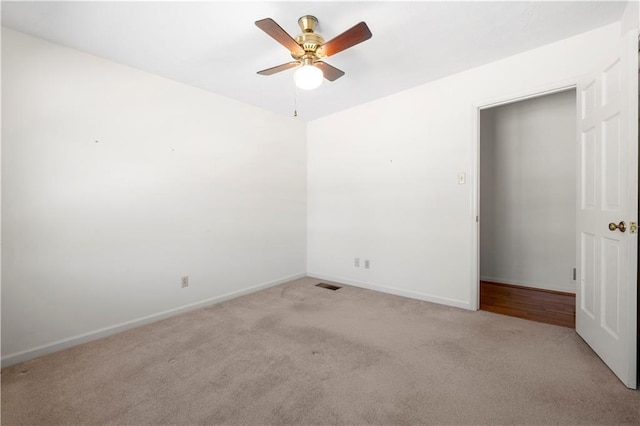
[1,272,307,367]
[307,272,472,310]
[480,275,576,294]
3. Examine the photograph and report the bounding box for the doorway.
[478,89,577,327]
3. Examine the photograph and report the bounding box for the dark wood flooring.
[480,281,576,328]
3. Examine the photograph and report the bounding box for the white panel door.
[576,31,638,389]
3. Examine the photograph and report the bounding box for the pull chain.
[293,84,298,117]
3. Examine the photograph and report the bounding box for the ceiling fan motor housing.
[292,15,326,59]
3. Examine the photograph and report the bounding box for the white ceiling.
[1,1,628,120]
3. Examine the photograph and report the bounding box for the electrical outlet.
[181,276,189,288]
[365,259,370,269]
[355,258,360,267]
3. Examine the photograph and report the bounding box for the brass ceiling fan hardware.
[293,15,325,58]
[298,15,318,33]
[255,15,372,88]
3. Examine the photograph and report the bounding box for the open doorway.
[478,89,577,328]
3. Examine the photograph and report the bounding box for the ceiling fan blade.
[317,22,372,57]
[315,62,345,82]
[257,61,300,76]
[255,18,304,55]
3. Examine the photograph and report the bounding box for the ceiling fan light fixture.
[294,64,323,90]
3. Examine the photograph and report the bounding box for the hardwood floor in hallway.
[480,281,576,328]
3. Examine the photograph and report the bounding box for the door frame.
[470,80,578,310]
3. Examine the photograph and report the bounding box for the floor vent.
[315,283,341,291]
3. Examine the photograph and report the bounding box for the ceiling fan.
[255,15,372,90]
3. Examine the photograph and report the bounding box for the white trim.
[1,272,307,367]
[308,273,472,310]
[479,276,576,294]
[470,80,577,310]
[475,81,577,112]
[470,102,481,310]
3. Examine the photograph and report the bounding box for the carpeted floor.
[2,277,639,425]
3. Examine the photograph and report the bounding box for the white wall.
[1,28,307,364]
[621,0,639,34]
[307,23,620,309]
[480,90,576,293]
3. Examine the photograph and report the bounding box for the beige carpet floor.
[2,277,639,425]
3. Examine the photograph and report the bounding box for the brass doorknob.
[609,221,626,232]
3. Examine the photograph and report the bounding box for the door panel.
[580,232,596,319]
[602,58,620,106]
[601,237,620,337]
[581,128,597,209]
[576,31,637,389]
[603,114,621,210]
